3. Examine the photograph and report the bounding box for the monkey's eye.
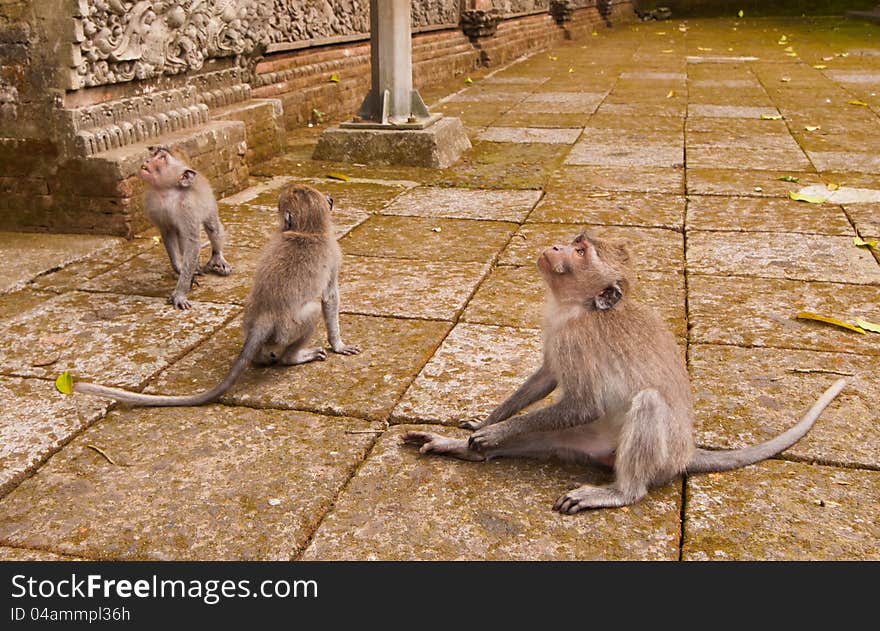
[575,248,586,257]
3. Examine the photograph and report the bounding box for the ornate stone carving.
[460,9,501,39]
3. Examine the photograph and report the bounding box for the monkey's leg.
[169,235,200,310]
[468,402,578,453]
[202,216,232,276]
[280,301,327,365]
[554,389,672,513]
[321,271,360,355]
[460,365,557,430]
[401,432,486,462]
[160,229,182,276]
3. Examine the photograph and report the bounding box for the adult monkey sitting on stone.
[403,231,846,512]
[70,184,361,407]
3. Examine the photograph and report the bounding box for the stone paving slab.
[689,344,879,469]
[0,290,57,324]
[682,461,879,561]
[687,231,880,284]
[686,146,813,171]
[435,142,570,189]
[565,137,684,169]
[461,265,687,339]
[843,203,880,239]
[687,196,854,235]
[301,425,682,561]
[379,187,542,222]
[530,191,685,229]
[808,151,880,173]
[546,166,685,195]
[499,223,685,272]
[339,215,516,263]
[596,102,686,117]
[688,104,780,119]
[0,232,122,295]
[0,376,108,496]
[0,291,237,387]
[686,168,821,197]
[340,255,489,320]
[514,92,606,114]
[476,127,582,144]
[392,323,543,426]
[491,112,589,128]
[147,314,451,422]
[687,275,880,356]
[0,406,379,560]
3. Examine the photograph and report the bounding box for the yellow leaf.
[738,9,744,17]
[656,32,666,35]
[464,76,473,84]
[761,114,782,120]
[548,55,558,61]
[662,49,674,53]
[697,47,712,52]
[804,125,821,132]
[789,190,826,203]
[813,64,827,70]
[781,76,791,82]
[784,46,794,52]
[592,31,598,36]
[326,172,349,181]
[848,99,868,106]
[431,227,442,233]
[777,175,799,182]
[666,90,675,99]
[822,56,834,61]
[152,236,161,244]
[853,236,878,248]
[796,312,865,334]
[786,52,798,57]
[568,67,574,73]
[826,182,840,191]
[55,371,74,395]
[328,73,340,83]
[855,318,880,333]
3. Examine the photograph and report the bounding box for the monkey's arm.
[468,400,589,453]
[321,269,360,355]
[461,365,557,430]
[169,235,200,310]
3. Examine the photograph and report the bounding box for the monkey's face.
[139,147,194,189]
[538,232,630,306]
[138,148,171,187]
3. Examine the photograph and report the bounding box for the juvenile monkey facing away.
[404,232,846,512]
[73,184,361,407]
[139,145,232,310]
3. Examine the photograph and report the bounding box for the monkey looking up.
[139,146,232,310]
[71,184,361,407]
[403,231,846,512]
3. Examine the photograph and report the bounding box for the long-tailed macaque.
[139,145,231,310]
[403,231,845,512]
[71,184,360,407]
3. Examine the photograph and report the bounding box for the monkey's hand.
[331,342,361,355]
[169,292,191,310]
[401,431,485,462]
[203,256,232,276]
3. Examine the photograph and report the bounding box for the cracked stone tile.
[530,191,685,229]
[300,425,682,560]
[686,169,821,197]
[687,275,880,355]
[0,292,236,387]
[686,196,854,235]
[687,231,880,284]
[340,255,488,320]
[546,166,684,195]
[0,406,379,560]
[499,223,684,273]
[380,187,542,222]
[147,314,451,422]
[339,215,517,263]
[843,203,880,240]
[0,376,108,496]
[392,323,543,425]
[476,127,582,144]
[689,344,879,468]
[461,266,686,339]
[683,461,879,560]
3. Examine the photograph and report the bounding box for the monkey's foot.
[401,432,486,462]
[203,256,232,276]
[282,347,327,365]
[553,484,638,513]
[168,292,191,310]
[468,424,508,452]
[331,343,361,355]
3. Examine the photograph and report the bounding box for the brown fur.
[403,231,845,511]
[74,184,360,407]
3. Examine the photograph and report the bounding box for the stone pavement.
[1,16,879,561]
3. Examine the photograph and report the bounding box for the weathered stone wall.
[1,1,636,237]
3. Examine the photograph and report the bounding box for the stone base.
[312,116,471,168]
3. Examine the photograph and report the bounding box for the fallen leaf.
[822,56,834,61]
[738,9,744,18]
[781,76,791,82]
[761,114,782,120]
[592,31,598,36]
[431,227,442,233]
[833,481,852,485]
[815,499,841,508]
[55,371,74,395]
[656,32,666,35]
[548,55,558,61]
[268,498,282,506]
[464,77,473,85]
[848,99,868,106]
[778,36,788,44]
[666,90,675,98]
[804,125,821,132]
[855,318,880,333]
[152,236,161,244]
[754,186,763,192]
[326,172,349,181]
[661,49,674,53]
[777,175,799,182]
[813,64,827,70]
[853,236,878,248]
[826,182,840,191]
[587,192,612,198]
[784,46,794,52]
[786,52,798,57]
[87,444,117,466]
[789,190,826,203]
[796,312,865,334]
[328,73,340,83]
[568,67,574,73]
[697,47,712,51]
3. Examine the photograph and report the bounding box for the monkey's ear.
[594,284,623,311]
[178,169,197,188]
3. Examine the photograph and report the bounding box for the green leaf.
[738,10,744,18]
[853,236,878,248]
[796,312,865,334]
[55,370,74,395]
[789,190,826,203]
[777,175,799,182]
[855,318,880,334]
[326,172,349,181]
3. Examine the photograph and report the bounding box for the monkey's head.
[277,184,333,234]
[537,232,632,311]
[139,146,196,190]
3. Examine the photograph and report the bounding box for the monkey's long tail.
[73,332,265,407]
[685,378,846,474]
